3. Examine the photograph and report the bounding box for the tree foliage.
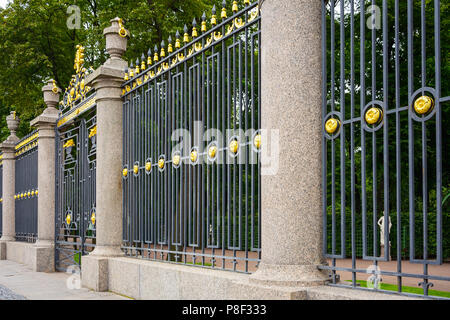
[0,0,228,140]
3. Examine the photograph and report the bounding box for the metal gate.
[55,45,97,272]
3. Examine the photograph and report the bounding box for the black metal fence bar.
[122,1,261,273]
[321,0,449,299]
[14,131,38,243]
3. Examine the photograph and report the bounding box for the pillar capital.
[103,17,128,67]
[42,79,61,114]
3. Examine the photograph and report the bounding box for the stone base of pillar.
[0,241,6,260]
[81,255,109,292]
[89,245,125,257]
[0,241,54,272]
[249,263,329,287]
[31,244,55,273]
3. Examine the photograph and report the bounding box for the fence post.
[81,17,128,291]
[250,0,329,286]
[28,80,61,271]
[0,112,20,259]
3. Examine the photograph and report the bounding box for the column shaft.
[0,150,16,242]
[251,0,328,286]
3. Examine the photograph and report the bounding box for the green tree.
[0,0,228,140]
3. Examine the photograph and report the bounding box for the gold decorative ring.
[414,96,434,115]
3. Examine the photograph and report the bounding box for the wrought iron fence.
[320,0,449,299]
[14,131,38,242]
[122,1,261,273]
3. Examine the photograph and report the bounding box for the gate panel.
[55,45,97,271]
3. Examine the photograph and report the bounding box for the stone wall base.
[81,256,421,300]
[3,241,54,272]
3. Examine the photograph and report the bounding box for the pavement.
[0,260,130,300]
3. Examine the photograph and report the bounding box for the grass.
[74,252,81,265]
[185,261,213,267]
[345,280,450,298]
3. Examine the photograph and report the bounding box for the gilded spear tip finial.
[147,48,153,65]
[129,61,134,77]
[168,36,173,53]
[221,0,227,19]
[141,53,146,70]
[135,58,140,74]
[211,5,217,25]
[183,24,189,43]
[154,44,159,62]
[201,12,207,32]
[192,18,198,38]
[124,67,129,81]
[160,40,166,57]
[232,1,238,13]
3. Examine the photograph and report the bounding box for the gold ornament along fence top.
[121,0,260,96]
[58,44,96,122]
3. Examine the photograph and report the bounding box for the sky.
[0,0,9,9]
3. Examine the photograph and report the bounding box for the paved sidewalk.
[0,260,130,300]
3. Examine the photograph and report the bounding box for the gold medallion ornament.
[173,154,181,166]
[133,164,139,174]
[145,161,152,172]
[190,150,198,163]
[229,140,239,154]
[90,212,96,225]
[208,146,218,159]
[158,158,165,169]
[365,107,383,125]
[254,134,261,149]
[66,214,71,226]
[325,118,340,134]
[414,96,434,115]
[122,168,128,177]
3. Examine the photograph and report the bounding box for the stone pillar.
[82,18,128,291]
[28,80,61,271]
[0,112,20,259]
[250,0,328,286]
